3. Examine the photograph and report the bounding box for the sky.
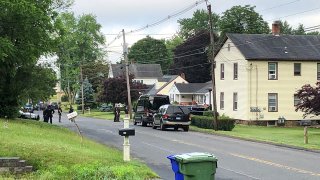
[70,0,320,63]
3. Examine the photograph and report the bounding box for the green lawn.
[80,110,126,121]
[191,125,320,150]
[0,119,158,179]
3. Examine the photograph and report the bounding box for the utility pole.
[207,4,218,131]
[80,65,85,114]
[122,29,132,119]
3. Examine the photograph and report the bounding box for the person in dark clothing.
[47,105,55,124]
[69,106,74,113]
[58,106,62,123]
[43,106,50,123]
[114,106,120,122]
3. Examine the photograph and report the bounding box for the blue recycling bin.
[167,155,184,180]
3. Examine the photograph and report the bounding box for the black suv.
[133,94,170,126]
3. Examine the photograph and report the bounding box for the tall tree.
[279,21,294,35]
[165,36,183,74]
[293,24,305,35]
[295,82,320,118]
[55,12,105,104]
[128,36,169,72]
[178,9,219,40]
[218,5,270,37]
[76,77,94,108]
[98,75,147,106]
[0,0,71,118]
[82,60,109,92]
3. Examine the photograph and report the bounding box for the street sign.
[67,111,78,119]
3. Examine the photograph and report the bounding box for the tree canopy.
[295,82,320,118]
[218,5,270,36]
[0,0,71,118]
[98,75,147,105]
[55,12,105,104]
[128,36,169,72]
[178,9,219,40]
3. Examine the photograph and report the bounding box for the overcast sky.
[70,0,320,63]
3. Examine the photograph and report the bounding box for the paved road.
[45,112,320,180]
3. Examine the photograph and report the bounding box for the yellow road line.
[230,153,320,177]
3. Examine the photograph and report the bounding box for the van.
[133,94,170,126]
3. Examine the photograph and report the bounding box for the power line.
[267,6,320,22]
[259,0,301,12]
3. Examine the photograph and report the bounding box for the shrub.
[191,114,235,131]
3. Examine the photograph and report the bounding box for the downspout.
[256,65,259,120]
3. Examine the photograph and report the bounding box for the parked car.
[133,94,170,126]
[23,104,34,113]
[19,110,40,120]
[51,102,59,109]
[152,104,191,131]
[99,104,113,112]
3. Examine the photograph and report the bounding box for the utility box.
[119,128,135,136]
[300,120,312,126]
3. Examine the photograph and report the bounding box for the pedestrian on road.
[69,105,74,113]
[43,106,49,123]
[47,105,55,124]
[58,106,62,123]
[114,106,120,122]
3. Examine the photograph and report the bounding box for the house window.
[233,63,238,80]
[220,64,224,80]
[233,92,238,111]
[294,63,301,76]
[220,92,224,110]
[294,94,300,106]
[268,93,278,112]
[317,63,320,80]
[268,62,278,80]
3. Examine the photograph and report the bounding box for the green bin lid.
[175,152,217,163]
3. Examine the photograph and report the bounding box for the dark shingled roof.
[175,83,208,94]
[227,33,320,61]
[111,64,163,78]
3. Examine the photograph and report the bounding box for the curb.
[191,129,320,154]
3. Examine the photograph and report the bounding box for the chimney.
[272,21,281,36]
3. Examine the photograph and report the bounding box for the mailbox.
[119,128,135,136]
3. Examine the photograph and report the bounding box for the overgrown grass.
[191,125,320,150]
[0,119,158,179]
[80,110,126,121]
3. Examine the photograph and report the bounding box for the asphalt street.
[41,112,320,180]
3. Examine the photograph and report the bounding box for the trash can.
[175,152,218,180]
[167,155,184,180]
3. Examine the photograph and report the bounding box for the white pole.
[123,117,130,161]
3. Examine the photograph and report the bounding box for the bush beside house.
[191,113,235,131]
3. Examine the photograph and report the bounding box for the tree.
[218,5,270,37]
[0,0,71,118]
[76,77,94,108]
[98,75,147,106]
[128,36,169,72]
[295,82,320,118]
[279,21,294,35]
[55,12,105,104]
[178,9,219,40]
[82,60,109,92]
[169,31,211,83]
[293,24,305,35]
[165,36,183,74]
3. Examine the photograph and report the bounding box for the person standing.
[43,106,49,123]
[69,105,74,113]
[58,106,62,123]
[47,105,55,124]
[114,106,120,122]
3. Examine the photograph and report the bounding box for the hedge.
[191,114,236,131]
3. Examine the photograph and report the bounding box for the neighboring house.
[108,64,163,85]
[214,21,320,125]
[169,83,211,105]
[146,75,188,95]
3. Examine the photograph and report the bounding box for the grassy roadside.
[191,125,320,150]
[0,119,158,179]
[80,110,126,121]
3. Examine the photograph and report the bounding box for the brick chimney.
[272,21,281,36]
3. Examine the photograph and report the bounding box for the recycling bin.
[167,155,184,180]
[174,152,218,180]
